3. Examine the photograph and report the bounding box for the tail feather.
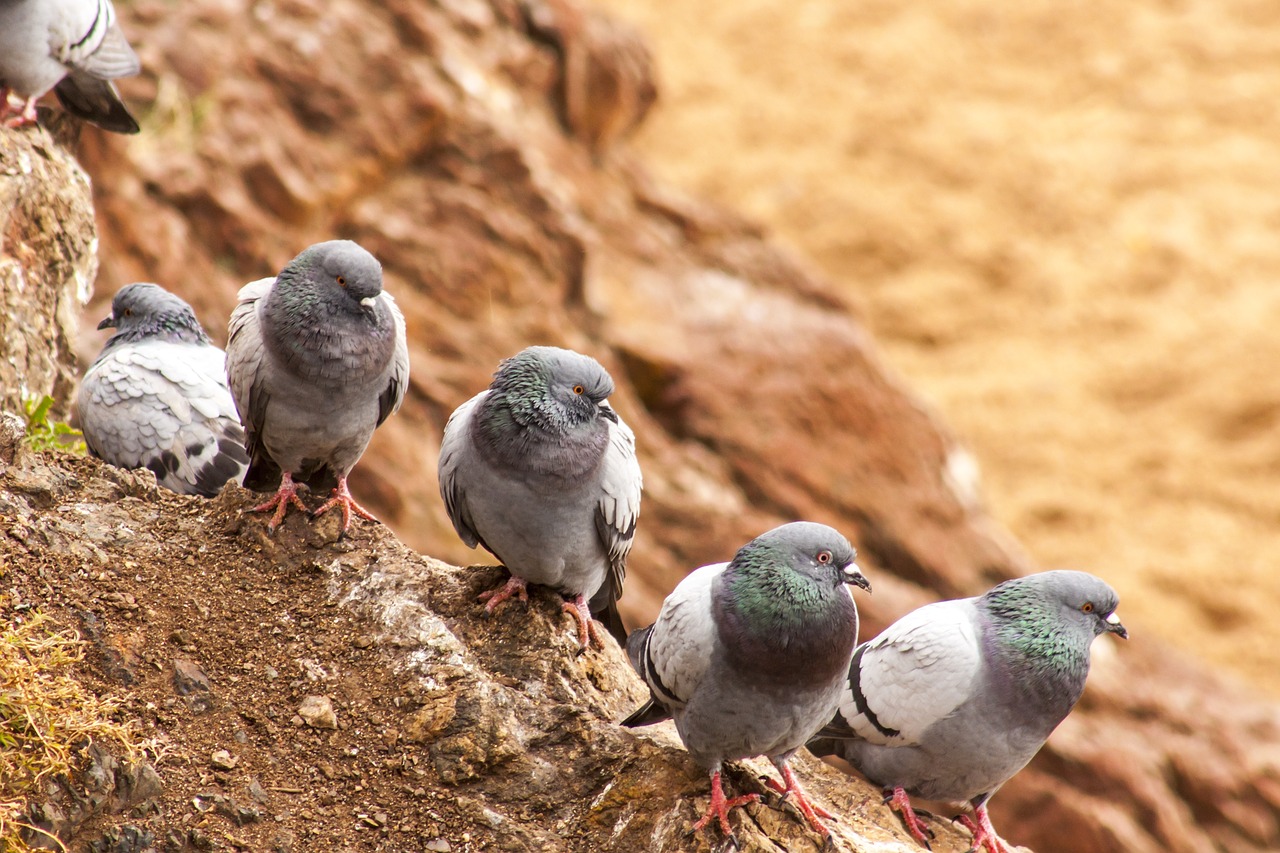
[54,74,139,134]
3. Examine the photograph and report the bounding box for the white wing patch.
[838,599,984,746]
[596,410,643,589]
[644,562,726,707]
[437,391,485,549]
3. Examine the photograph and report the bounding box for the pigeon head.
[715,522,867,683]
[97,283,210,346]
[490,346,618,431]
[274,240,384,317]
[733,521,869,593]
[985,570,1126,642]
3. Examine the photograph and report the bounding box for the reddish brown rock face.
[54,0,1280,850]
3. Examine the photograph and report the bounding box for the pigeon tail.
[54,74,139,134]
[589,588,628,645]
[955,808,1013,853]
[691,770,760,842]
[619,696,670,727]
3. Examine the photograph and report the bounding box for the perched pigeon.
[622,522,870,843]
[438,346,642,648]
[0,0,141,133]
[809,570,1128,853]
[225,240,409,535]
[77,283,249,497]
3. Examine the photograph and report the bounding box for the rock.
[0,127,96,419]
[172,658,213,714]
[297,695,338,730]
[209,750,238,771]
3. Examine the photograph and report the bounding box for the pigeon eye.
[1081,602,1095,613]
[337,276,347,287]
[573,385,585,395]
[816,550,832,565]
[123,308,133,317]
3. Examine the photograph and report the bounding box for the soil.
[592,0,1280,695]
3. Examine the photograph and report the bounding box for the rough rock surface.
[0,0,1271,850]
[2,447,963,852]
[0,127,96,417]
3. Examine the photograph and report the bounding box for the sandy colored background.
[595,0,1280,695]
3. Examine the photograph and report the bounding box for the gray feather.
[225,240,409,494]
[78,283,248,497]
[811,569,1127,808]
[0,0,140,133]
[437,346,642,643]
[623,522,867,774]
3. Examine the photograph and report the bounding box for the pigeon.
[77,283,249,497]
[225,240,409,535]
[438,346,642,648]
[808,570,1128,853]
[0,0,141,133]
[622,522,871,844]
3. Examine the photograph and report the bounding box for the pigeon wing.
[437,391,489,552]
[226,277,278,490]
[375,292,410,427]
[589,409,643,639]
[623,562,725,726]
[830,598,983,746]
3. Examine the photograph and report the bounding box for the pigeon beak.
[843,563,871,593]
[97,313,116,330]
[359,296,378,309]
[1104,611,1128,639]
[598,402,619,424]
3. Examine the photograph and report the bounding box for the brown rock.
[297,695,338,730]
[0,127,95,420]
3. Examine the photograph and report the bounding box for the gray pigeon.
[225,240,409,535]
[438,346,642,648]
[78,283,249,497]
[622,522,871,843]
[809,570,1128,853]
[0,0,140,133]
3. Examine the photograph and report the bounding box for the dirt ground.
[593,0,1280,696]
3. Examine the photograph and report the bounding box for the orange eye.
[337,276,347,287]
[1082,602,1094,613]
[573,385,585,395]
[816,550,832,564]
[123,308,133,316]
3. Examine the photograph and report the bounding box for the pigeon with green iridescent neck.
[226,240,409,536]
[622,522,871,844]
[809,570,1127,853]
[78,283,249,496]
[438,346,642,649]
[0,0,141,132]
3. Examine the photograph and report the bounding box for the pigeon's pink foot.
[763,762,835,834]
[692,770,760,840]
[955,807,1013,853]
[250,471,309,532]
[561,593,605,650]
[312,474,378,534]
[478,575,529,614]
[886,787,934,849]
[1,94,39,128]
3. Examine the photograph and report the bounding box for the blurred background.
[64,0,1280,848]
[593,0,1280,696]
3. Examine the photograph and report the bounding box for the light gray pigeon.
[78,283,249,497]
[438,346,642,648]
[622,522,871,844]
[225,240,409,535]
[0,0,140,133]
[808,570,1128,853]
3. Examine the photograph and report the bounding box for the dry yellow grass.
[0,609,137,851]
